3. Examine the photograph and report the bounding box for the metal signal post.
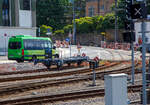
[124,0,135,85]
[141,19,147,105]
[115,0,118,43]
[73,0,76,45]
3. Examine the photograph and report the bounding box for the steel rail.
[0,85,142,105]
[0,62,121,82]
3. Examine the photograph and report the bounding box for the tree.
[148,1,150,14]
[36,0,70,30]
[102,13,115,30]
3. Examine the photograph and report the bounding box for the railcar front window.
[9,42,21,49]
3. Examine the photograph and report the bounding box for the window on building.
[20,0,31,10]
[2,0,10,26]
[88,6,94,17]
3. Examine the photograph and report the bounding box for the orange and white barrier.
[101,41,106,48]
[115,43,119,49]
[55,40,70,48]
[82,53,86,57]
[93,56,100,62]
[56,40,61,48]
[100,41,133,51]
[126,43,131,50]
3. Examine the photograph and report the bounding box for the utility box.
[105,73,128,105]
[141,89,150,104]
[146,73,150,82]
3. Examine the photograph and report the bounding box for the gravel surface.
[45,97,105,105]
[0,73,143,100]
[0,73,143,105]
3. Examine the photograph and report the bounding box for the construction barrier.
[55,40,70,48]
[100,41,142,51]
[115,43,119,49]
[56,40,61,48]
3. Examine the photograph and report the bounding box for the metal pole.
[70,40,71,57]
[73,0,76,45]
[142,1,147,104]
[5,36,6,55]
[38,28,40,37]
[149,56,150,73]
[114,0,117,43]
[92,67,96,86]
[142,20,147,105]
[131,42,135,85]
[131,0,135,86]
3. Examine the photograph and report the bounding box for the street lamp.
[69,0,76,44]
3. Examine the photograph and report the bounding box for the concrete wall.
[0,26,36,55]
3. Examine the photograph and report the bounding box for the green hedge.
[40,25,53,36]
[53,13,124,35]
[53,30,65,36]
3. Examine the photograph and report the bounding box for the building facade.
[86,0,114,17]
[0,0,36,55]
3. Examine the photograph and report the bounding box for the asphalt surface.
[0,46,142,64]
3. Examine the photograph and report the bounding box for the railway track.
[0,62,122,82]
[0,61,140,96]
[0,85,142,105]
[0,64,87,76]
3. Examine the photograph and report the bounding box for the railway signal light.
[131,3,147,19]
[89,61,99,69]
[138,37,142,45]
[122,32,135,43]
[125,0,132,20]
[124,21,134,30]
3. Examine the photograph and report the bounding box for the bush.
[75,17,94,33]
[53,30,65,36]
[94,16,104,32]
[54,13,123,35]
[102,13,115,30]
[63,25,73,34]
[40,25,53,36]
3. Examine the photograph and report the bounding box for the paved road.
[57,46,141,61]
[0,46,141,64]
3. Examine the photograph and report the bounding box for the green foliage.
[111,0,127,29]
[102,13,115,29]
[93,16,104,32]
[36,0,70,30]
[55,13,117,34]
[63,25,73,33]
[148,1,150,14]
[40,25,53,36]
[53,30,65,36]
[75,17,93,33]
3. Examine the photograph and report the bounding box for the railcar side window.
[23,39,52,50]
